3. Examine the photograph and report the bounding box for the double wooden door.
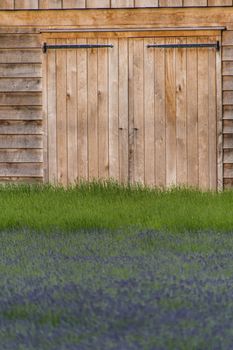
[44,34,221,189]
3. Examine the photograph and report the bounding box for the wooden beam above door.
[0,8,233,30]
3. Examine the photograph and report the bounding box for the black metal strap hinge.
[42,42,114,53]
[147,41,220,51]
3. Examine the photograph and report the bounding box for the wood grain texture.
[77,39,88,181]
[224,134,233,148]
[108,39,119,181]
[187,37,198,187]
[165,37,177,187]
[224,106,233,120]
[159,0,182,6]
[0,149,43,163]
[0,8,232,28]
[63,0,85,8]
[132,39,144,184]
[39,0,62,8]
[183,0,207,5]
[0,92,42,106]
[208,42,217,190]
[47,39,57,183]
[208,0,232,5]
[0,0,14,9]
[15,0,39,9]
[0,50,41,64]
[216,41,223,190]
[0,64,41,78]
[154,39,166,187]
[111,0,134,7]
[86,0,110,8]
[144,38,155,186]
[0,0,232,8]
[0,35,39,48]
[176,37,187,186]
[135,0,158,6]
[198,38,210,189]
[66,39,78,183]
[98,39,109,180]
[42,43,48,182]
[56,39,68,185]
[0,163,43,177]
[0,78,41,92]
[0,107,42,120]
[128,39,134,185]
[0,135,42,148]
[118,39,129,183]
[0,120,42,134]
[87,40,98,180]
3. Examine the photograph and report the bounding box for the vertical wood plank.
[97,38,109,180]
[159,0,182,6]
[208,0,232,6]
[144,38,155,186]
[47,39,57,184]
[108,39,119,181]
[165,37,176,187]
[128,39,134,185]
[39,0,62,9]
[135,0,158,6]
[198,37,209,190]
[187,37,198,187]
[176,37,187,186]
[118,39,129,184]
[56,39,68,185]
[154,38,166,187]
[42,41,48,183]
[87,40,98,181]
[111,0,134,7]
[63,0,86,8]
[133,39,144,184]
[0,0,14,9]
[15,0,39,8]
[67,40,78,184]
[86,0,110,8]
[77,39,88,181]
[216,37,223,190]
[184,0,207,5]
[208,39,217,190]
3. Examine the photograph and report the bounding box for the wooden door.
[45,38,129,185]
[44,33,221,190]
[128,36,221,190]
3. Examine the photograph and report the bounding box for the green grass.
[0,181,232,232]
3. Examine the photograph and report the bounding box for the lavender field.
[1,228,233,349]
[1,184,233,349]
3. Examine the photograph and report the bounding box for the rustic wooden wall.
[0,34,43,183]
[0,0,232,9]
[223,31,233,188]
[0,6,232,188]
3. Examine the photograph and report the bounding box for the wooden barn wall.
[223,31,233,189]
[0,7,233,188]
[0,0,233,9]
[0,34,43,183]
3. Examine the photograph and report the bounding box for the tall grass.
[0,181,233,232]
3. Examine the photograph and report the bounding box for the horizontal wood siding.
[222,30,233,188]
[0,0,232,9]
[0,34,43,183]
